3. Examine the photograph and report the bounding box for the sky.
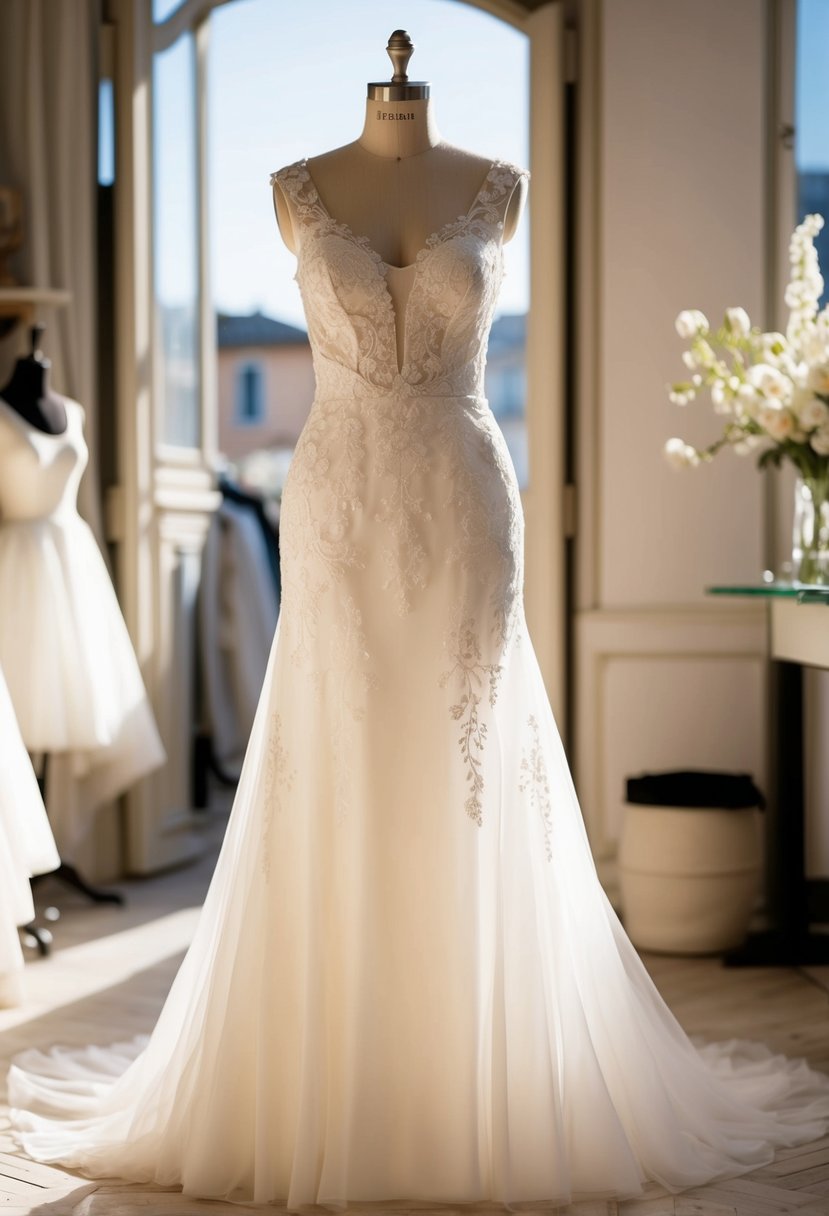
[796,0,829,168]
[139,0,828,327]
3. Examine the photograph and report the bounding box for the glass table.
[706,582,829,966]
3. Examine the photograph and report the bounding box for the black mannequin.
[0,323,68,435]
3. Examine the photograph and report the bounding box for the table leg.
[725,659,829,966]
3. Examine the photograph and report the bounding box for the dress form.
[271,30,528,370]
[272,108,529,264]
[0,327,165,904]
[0,324,67,436]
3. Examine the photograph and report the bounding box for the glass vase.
[792,472,829,586]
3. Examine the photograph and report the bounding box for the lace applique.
[519,714,553,861]
[276,395,377,822]
[439,613,504,826]
[319,592,379,824]
[372,397,432,614]
[262,714,296,880]
[271,156,529,400]
[278,397,367,668]
[436,406,524,650]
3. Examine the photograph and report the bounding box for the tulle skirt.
[0,662,60,1006]
[0,511,166,855]
[7,392,829,1208]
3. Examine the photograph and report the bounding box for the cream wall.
[575,0,771,900]
[217,345,314,461]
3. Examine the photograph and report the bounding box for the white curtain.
[0,0,102,537]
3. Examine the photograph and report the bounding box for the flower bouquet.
[664,213,829,584]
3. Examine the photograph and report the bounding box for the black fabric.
[625,770,765,811]
[218,475,281,597]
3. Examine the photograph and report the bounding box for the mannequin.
[271,30,528,372]
[0,325,165,902]
[0,324,67,435]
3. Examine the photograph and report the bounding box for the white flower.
[791,359,810,388]
[675,309,709,339]
[736,383,761,418]
[746,362,793,402]
[669,389,695,407]
[806,363,829,395]
[811,425,829,456]
[795,392,829,430]
[786,215,826,347]
[664,437,699,469]
[725,307,751,337]
[711,380,731,415]
[760,331,788,362]
[759,406,796,440]
[681,350,698,370]
[802,328,829,364]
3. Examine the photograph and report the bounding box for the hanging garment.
[199,492,280,773]
[6,156,829,1209]
[0,659,60,1007]
[0,396,166,856]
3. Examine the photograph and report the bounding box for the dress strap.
[465,159,530,240]
[269,159,324,247]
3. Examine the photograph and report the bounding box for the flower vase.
[792,472,829,586]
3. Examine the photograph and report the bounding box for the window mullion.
[196,13,217,466]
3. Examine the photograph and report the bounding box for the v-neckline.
[299,155,500,274]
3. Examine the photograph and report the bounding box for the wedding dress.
[7,155,829,1210]
[0,660,60,1007]
[0,395,166,856]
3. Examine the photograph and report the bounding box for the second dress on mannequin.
[0,394,166,857]
[0,660,60,1008]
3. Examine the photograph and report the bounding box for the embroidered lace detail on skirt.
[520,713,554,861]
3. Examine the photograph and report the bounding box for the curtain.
[0,0,103,538]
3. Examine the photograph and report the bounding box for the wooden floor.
[1,814,829,1216]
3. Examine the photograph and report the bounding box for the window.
[235,361,265,425]
[796,0,829,306]
[153,0,187,22]
[152,29,201,448]
[98,79,114,186]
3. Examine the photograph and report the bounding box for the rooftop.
[217,310,308,349]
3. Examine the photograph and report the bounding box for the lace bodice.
[270,156,530,400]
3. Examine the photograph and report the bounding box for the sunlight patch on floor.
[0,908,200,1034]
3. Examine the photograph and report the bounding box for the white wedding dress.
[0,660,60,1007]
[0,395,166,856]
[8,155,829,1209]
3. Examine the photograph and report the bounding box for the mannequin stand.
[19,919,53,957]
[29,757,125,916]
[31,863,124,906]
